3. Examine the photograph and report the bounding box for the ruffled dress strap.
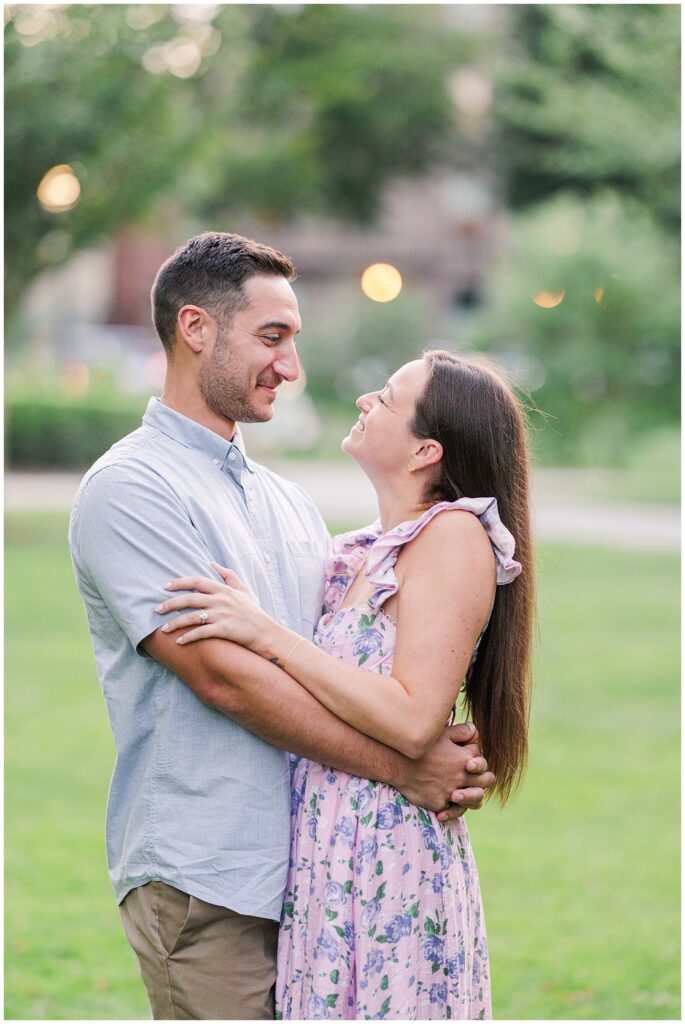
[365,497,522,613]
[323,521,383,615]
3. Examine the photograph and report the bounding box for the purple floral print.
[277,498,520,1019]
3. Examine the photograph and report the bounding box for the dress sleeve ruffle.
[365,498,522,611]
[323,521,383,615]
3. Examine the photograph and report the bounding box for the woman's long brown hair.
[410,350,535,804]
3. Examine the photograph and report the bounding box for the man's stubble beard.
[199,328,272,425]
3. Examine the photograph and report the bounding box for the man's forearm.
[144,630,408,787]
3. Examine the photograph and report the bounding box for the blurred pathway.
[5,466,680,553]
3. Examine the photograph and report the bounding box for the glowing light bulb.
[37,165,81,213]
[533,290,565,309]
[361,263,403,303]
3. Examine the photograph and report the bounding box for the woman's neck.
[372,477,432,534]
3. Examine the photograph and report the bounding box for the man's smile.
[256,377,281,397]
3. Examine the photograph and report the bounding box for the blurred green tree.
[461,191,680,463]
[460,4,682,463]
[5,3,466,316]
[494,4,680,232]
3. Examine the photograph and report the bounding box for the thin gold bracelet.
[283,635,305,666]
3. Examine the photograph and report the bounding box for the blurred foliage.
[5,3,466,315]
[298,285,438,401]
[6,393,143,469]
[469,3,681,464]
[495,4,680,233]
[460,191,680,464]
[5,4,680,468]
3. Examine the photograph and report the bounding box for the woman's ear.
[412,439,443,470]
[176,305,217,354]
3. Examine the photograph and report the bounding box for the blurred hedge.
[6,396,144,470]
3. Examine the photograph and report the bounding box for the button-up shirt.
[69,397,330,920]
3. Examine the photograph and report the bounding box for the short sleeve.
[364,498,522,612]
[70,463,222,652]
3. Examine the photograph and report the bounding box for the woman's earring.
[407,459,416,473]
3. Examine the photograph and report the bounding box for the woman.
[157,350,534,1019]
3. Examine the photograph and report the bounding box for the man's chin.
[239,407,274,424]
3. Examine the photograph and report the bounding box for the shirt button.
[228,451,236,461]
[212,458,220,465]
[264,553,271,563]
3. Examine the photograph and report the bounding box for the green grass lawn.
[5,513,680,1020]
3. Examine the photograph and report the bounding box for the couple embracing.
[69,231,533,1020]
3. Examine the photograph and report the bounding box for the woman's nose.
[356,392,374,412]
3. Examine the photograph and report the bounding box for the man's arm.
[71,463,492,818]
[143,629,493,817]
[163,511,494,759]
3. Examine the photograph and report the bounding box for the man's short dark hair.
[151,231,296,351]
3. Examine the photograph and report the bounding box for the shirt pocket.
[287,539,325,634]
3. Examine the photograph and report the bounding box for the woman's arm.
[158,511,496,759]
[258,512,495,758]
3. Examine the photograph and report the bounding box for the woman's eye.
[377,393,387,406]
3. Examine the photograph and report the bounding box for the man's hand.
[143,628,495,821]
[394,722,495,821]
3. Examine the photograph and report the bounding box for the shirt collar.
[142,397,256,474]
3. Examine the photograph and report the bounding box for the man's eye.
[377,393,387,406]
[262,335,280,343]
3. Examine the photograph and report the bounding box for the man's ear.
[412,439,443,471]
[176,305,217,354]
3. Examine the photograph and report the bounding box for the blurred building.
[12,2,508,447]
[15,168,502,452]
[22,167,500,345]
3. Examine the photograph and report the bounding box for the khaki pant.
[120,881,279,1020]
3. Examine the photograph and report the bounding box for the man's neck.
[160,387,236,443]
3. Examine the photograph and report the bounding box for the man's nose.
[273,340,300,383]
[356,392,374,412]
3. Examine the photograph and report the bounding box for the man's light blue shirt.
[69,397,330,920]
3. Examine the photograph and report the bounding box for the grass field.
[5,513,680,1020]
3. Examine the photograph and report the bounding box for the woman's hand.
[155,563,272,649]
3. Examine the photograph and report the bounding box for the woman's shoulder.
[395,504,495,572]
[407,503,492,546]
[373,498,521,587]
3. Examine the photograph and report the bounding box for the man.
[69,232,494,1020]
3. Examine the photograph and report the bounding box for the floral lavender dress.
[276,499,522,1020]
